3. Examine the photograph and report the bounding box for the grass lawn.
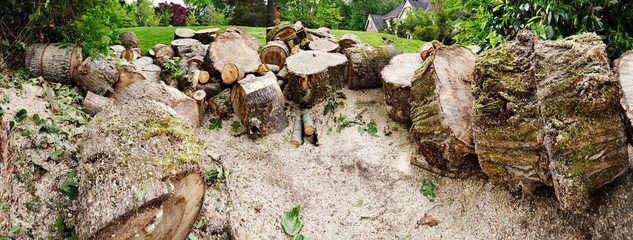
[119,26,423,55]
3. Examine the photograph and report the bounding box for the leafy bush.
[386,1,459,45]
[155,4,174,26]
[155,2,190,26]
[277,0,343,28]
[186,9,199,26]
[131,0,156,27]
[201,4,232,26]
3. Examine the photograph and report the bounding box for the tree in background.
[276,0,343,28]
[131,0,157,27]
[336,0,401,31]
[200,4,232,25]
[230,0,268,27]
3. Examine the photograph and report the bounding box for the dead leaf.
[418,213,439,227]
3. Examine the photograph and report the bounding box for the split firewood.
[196,82,222,99]
[381,53,424,123]
[171,38,205,58]
[174,28,196,39]
[109,45,125,56]
[345,44,401,90]
[308,39,339,53]
[260,40,289,67]
[224,25,259,52]
[409,44,477,173]
[25,43,82,84]
[285,51,348,106]
[221,63,245,84]
[290,117,302,146]
[231,72,287,136]
[118,31,139,49]
[194,28,221,44]
[110,65,146,99]
[301,109,315,135]
[208,88,232,119]
[338,34,361,53]
[74,56,118,96]
[77,99,204,239]
[266,21,297,43]
[257,64,281,75]
[83,91,114,116]
[616,50,633,127]
[121,48,141,61]
[205,31,262,76]
[149,44,175,59]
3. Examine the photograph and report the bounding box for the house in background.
[365,0,435,33]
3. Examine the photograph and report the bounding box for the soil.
[2,82,633,239]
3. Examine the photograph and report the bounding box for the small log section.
[194,28,221,44]
[110,65,146,99]
[25,43,83,84]
[118,31,139,49]
[344,44,401,90]
[409,45,477,173]
[285,51,348,106]
[149,44,175,58]
[83,91,115,116]
[290,117,302,146]
[231,72,287,136]
[206,31,262,75]
[174,28,196,39]
[266,21,296,43]
[209,88,232,119]
[338,34,361,53]
[616,50,633,127]
[301,109,315,135]
[75,56,119,96]
[121,48,141,61]
[225,25,259,52]
[308,39,339,53]
[260,41,289,67]
[77,99,204,240]
[221,63,245,85]
[381,53,425,123]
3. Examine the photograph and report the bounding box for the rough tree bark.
[338,34,361,53]
[205,31,261,76]
[344,44,401,90]
[25,43,82,84]
[260,41,289,67]
[77,99,204,240]
[174,28,196,39]
[171,39,205,58]
[285,51,348,106]
[118,31,139,49]
[209,88,232,119]
[231,72,287,136]
[381,53,425,122]
[194,28,221,44]
[83,91,115,116]
[74,57,119,96]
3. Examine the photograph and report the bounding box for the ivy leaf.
[60,169,78,200]
[208,118,222,130]
[420,179,436,202]
[281,204,304,236]
[14,109,27,122]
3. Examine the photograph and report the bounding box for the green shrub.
[201,4,232,26]
[155,4,174,26]
[131,0,156,27]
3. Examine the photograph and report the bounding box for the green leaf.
[14,109,27,122]
[2,94,9,103]
[281,204,304,236]
[208,118,222,130]
[60,169,78,200]
[187,233,198,240]
[135,185,146,203]
[51,149,64,158]
[291,234,305,240]
[420,179,436,202]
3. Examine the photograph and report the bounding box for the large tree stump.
[224,25,259,51]
[74,57,119,96]
[381,53,425,122]
[260,41,289,67]
[266,21,296,43]
[308,39,339,53]
[194,28,221,44]
[409,45,477,173]
[285,51,348,106]
[616,50,633,127]
[25,43,82,84]
[231,72,287,136]
[174,28,196,39]
[77,99,204,240]
[344,44,401,90]
[118,31,139,49]
[338,34,361,53]
[205,31,262,75]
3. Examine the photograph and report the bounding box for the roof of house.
[368,14,386,32]
[365,0,435,32]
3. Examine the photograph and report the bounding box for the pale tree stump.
[381,53,425,122]
[344,44,401,90]
[285,51,348,106]
[231,72,287,136]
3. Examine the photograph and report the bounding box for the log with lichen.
[77,99,204,239]
[381,53,425,122]
[231,72,287,136]
[285,51,348,106]
[345,44,401,90]
[409,45,478,173]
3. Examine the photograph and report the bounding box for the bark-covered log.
[118,31,139,49]
[338,34,361,53]
[198,70,210,84]
[121,48,141,61]
[308,39,339,53]
[381,53,424,122]
[290,117,302,146]
[83,91,115,116]
[231,72,287,136]
[344,44,401,90]
[75,57,118,96]
[174,28,196,39]
[224,25,259,52]
[257,64,280,75]
[25,43,82,84]
[208,88,232,119]
[301,108,315,135]
[221,63,245,84]
[77,99,204,240]
[315,27,335,39]
[171,38,205,58]
[205,31,262,76]
[410,45,477,173]
[149,44,175,58]
[196,82,222,99]
[285,51,348,106]
[193,90,207,122]
[260,41,289,67]
[194,28,221,44]
[616,50,633,127]
[266,21,297,43]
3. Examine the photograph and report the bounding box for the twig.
[411,156,466,179]
[38,77,60,114]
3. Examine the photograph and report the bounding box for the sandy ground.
[2,82,633,239]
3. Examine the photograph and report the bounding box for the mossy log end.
[231,72,287,136]
[381,53,425,123]
[409,44,477,173]
[285,51,348,106]
[345,44,401,90]
[77,99,204,240]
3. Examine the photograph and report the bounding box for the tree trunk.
[616,50,633,127]
[83,91,115,116]
[205,31,262,76]
[231,72,287,136]
[301,108,315,135]
[224,26,259,52]
[121,48,141,61]
[260,41,289,67]
[308,39,339,53]
[118,31,139,49]
[77,99,204,240]
[338,34,361,53]
[25,43,82,84]
[194,28,221,44]
[266,21,296,43]
[344,44,401,90]
[290,117,302,146]
[174,28,196,39]
[209,88,232,119]
[381,53,425,123]
[409,45,477,174]
[197,82,222,99]
[221,63,245,84]
[285,51,348,107]
[149,44,175,59]
[171,38,205,58]
[75,57,118,96]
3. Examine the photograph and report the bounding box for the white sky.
[125,0,186,6]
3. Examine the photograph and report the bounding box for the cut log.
[110,45,126,55]
[172,98,200,129]
[208,88,232,119]
[25,43,82,84]
[338,34,361,53]
[121,48,141,61]
[198,71,210,84]
[83,91,115,116]
[77,99,204,240]
[409,45,477,173]
[381,53,425,122]
[291,46,301,55]
[110,65,146,99]
[315,27,335,39]
[174,28,196,39]
[171,38,204,57]
[290,117,302,146]
[231,72,287,136]
[301,109,315,135]
[259,40,289,67]
[205,31,262,75]
[224,25,259,52]
[194,28,221,44]
[197,82,222,99]
[308,39,339,53]
[285,51,348,106]
[75,57,118,96]
[266,21,297,43]
[221,63,245,84]
[257,64,280,75]
[193,90,206,122]
[616,50,633,127]
[118,31,139,49]
[149,44,175,59]
[344,44,401,90]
